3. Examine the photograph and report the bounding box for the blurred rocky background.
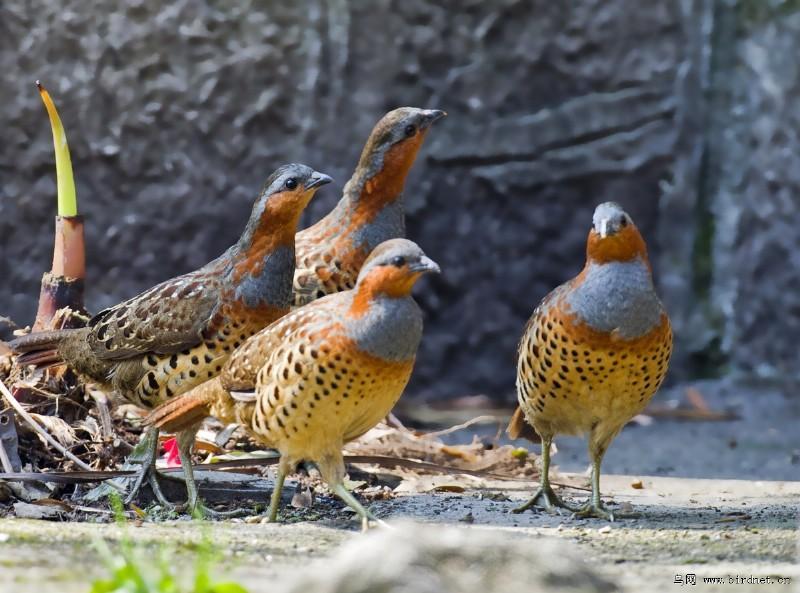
[1,0,798,401]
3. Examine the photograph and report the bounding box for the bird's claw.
[512,485,577,514]
[572,502,616,521]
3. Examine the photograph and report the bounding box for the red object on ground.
[161,437,182,467]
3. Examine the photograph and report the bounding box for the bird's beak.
[420,109,447,129]
[599,219,610,238]
[410,255,441,274]
[306,172,333,190]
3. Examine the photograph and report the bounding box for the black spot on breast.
[294,362,302,374]
[147,373,159,391]
[282,368,289,380]
[204,354,214,364]
[189,370,197,378]
[191,355,199,365]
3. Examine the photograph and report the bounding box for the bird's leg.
[172,428,248,519]
[266,457,289,523]
[572,439,631,521]
[319,452,386,531]
[513,436,576,514]
[331,482,387,532]
[124,426,172,507]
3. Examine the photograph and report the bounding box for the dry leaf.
[432,484,466,493]
[29,413,76,448]
[685,387,710,412]
[630,479,644,490]
[291,485,315,509]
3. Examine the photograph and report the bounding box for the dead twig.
[0,377,124,492]
[422,415,502,438]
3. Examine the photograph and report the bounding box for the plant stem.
[37,81,78,217]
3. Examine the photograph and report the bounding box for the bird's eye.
[390,256,406,267]
[285,178,298,190]
[619,216,628,227]
[404,124,416,137]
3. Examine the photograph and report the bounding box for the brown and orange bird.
[148,239,439,527]
[11,164,331,505]
[293,107,444,306]
[510,202,672,520]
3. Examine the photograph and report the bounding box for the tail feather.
[145,377,224,433]
[8,329,73,354]
[9,330,75,369]
[16,349,64,369]
[506,406,541,443]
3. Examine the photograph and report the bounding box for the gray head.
[591,202,634,238]
[238,164,332,250]
[249,164,332,225]
[355,107,446,176]
[260,163,332,203]
[355,239,440,295]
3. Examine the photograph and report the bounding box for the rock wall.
[0,0,796,400]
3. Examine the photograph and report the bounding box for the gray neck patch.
[346,295,422,361]
[231,245,295,309]
[565,258,664,339]
[349,200,406,253]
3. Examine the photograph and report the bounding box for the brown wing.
[293,225,361,308]
[221,294,345,392]
[86,270,223,360]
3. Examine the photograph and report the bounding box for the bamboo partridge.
[148,239,439,527]
[293,107,444,306]
[511,202,672,520]
[11,164,331,506]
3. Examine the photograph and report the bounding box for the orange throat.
[352,133,426,222]
[234,212,298,281]
[348,268,418,317]
[585,225,649,265]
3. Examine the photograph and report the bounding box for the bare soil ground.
[0,473,797,593]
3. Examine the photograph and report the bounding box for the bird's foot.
[176,500,249,520]
[332,483,388,531]
[512,485,577,514]
[358,508,391,532]
[572,501,618,521]
[123,462,174,508]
